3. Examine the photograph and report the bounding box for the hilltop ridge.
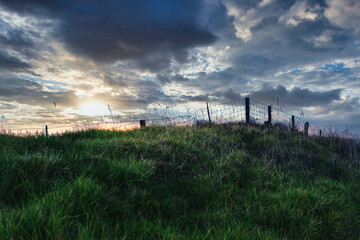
[0,124,359,239]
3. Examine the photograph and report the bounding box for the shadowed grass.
[0,124,359,239]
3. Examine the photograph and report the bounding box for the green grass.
[0,124,359,239]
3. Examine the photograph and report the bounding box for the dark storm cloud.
[173,74,191,83]
[0,74,78,107]
[222,88,242,100]
[217,0,358,81]
[232,54,286,77]
[225,0,296,10]
[229,22,353,79]
[133,81,173,104]
[283,19,351,51]
[325,0,360,38]
[248,84,341,107]
[191,68,247,92]
[135,53,173,72]
[0,0,216,69]
[0,0,359,132]
[180,88,241,103]
[181,94,210,102]
[0,50,31,71]
[303,96,360,133]
[156,74,191,84]
[155,68,244,89]
[0,17,48,60]
[0,27,34,49]
[154,68,249,96]
[324,97,360,116]
[288,67,358,88]
[103,75,128,88]
[156,75,171,84]
[103,79,174,106]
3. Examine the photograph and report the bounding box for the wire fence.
[0,97,317,137]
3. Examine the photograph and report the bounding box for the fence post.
[304,122,309,136]
[245,97,250,124]
[206,102,212,124]
[268,105,272,123]
[45,125,48,137]
[291,115,295,129]
[140,120,146,128]
[319,129,322,137]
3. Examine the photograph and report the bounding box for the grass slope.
[0,124,359,239]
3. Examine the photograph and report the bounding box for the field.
[0,124,359,239]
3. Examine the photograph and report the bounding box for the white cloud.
[0,6,55,39]
[258,0,273,8]
[306,29,335,48]
[279,1,319,26]
[1,0,360,132]
[225,2,264,42]
[325,0,360,38]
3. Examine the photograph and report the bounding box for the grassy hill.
[0,124,359,239]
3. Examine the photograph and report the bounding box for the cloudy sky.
[0,0,359,131]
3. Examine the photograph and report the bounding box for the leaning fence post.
[304,122,309,136]
[45,125,48,137]
[291,115,295,129]
[140,120,146,128]
[268,105,272,123]
[245,97,250,124]
[206,102,212,124]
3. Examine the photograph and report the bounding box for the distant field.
[0,124,359,239]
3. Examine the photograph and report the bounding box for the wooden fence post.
[304,122,309,136]
[319,129,322,137]
[291,115,295,129]
[140,120,146,128]
[206,102,212,124]
[45,125,48,137]
[268,105,272,123]
[245,97,250,124]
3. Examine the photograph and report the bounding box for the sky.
[0,0,359,132]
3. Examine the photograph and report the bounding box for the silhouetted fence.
[1,97,314,137]
[140,97,301,127]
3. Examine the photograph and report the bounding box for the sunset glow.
[76,102,109,117]
[0,0,359,133]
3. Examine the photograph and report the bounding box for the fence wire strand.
[1,98,308,136]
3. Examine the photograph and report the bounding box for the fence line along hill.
[0,97,325,137]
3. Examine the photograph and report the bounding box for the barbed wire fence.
[0,97,325,137]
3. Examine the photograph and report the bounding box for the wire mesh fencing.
[1,97,308,136]
[249,99,268,124]
[210,98,246,124]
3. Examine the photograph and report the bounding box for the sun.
[77,101,109,116]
